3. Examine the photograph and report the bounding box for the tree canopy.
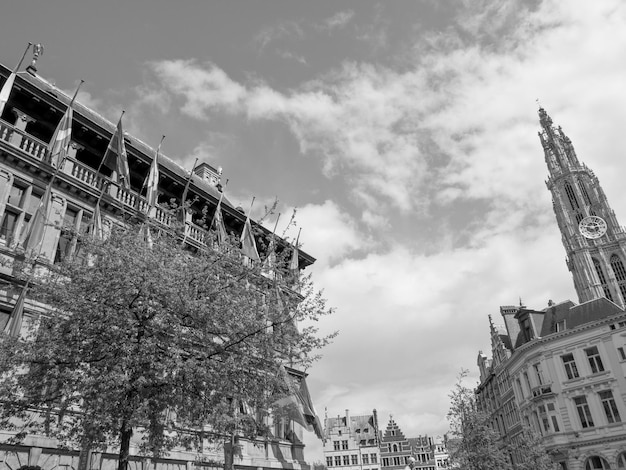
[447,370,558,470]
[0,220,333,470]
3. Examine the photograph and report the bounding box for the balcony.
[0,117,210,249]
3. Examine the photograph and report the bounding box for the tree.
[0,221,333,470]
[447,370,512,470]
[447,370,558,470]
[510,426,559,470]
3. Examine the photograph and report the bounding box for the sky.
[3,0,626,461]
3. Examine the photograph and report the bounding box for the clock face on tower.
[578,216,608,239]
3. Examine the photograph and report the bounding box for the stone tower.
[539,107,626,307]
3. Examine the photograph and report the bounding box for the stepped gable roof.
[381,418,407,441]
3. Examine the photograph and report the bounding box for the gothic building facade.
[0,58,317,470]
[476,109,626,470]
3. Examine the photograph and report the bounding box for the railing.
[0,120,291,277]
[0,119,48,161]
[64,158,107,191]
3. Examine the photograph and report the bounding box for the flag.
[144,140,161,215]
[104,116,130,189]
[48,106,73,168]
[178,158,198,224]
[0,43,31,118]
[296,377,324,440]
[262,237,276,272]
[290,231,300,273]
[240,217,260,261]
[0,72,16,118]
[212,194,228,245]
[273,372,324,441]
[4,285,27,338]
[19,184,52,256]
[139,223,153,249]
[91,203,104,240]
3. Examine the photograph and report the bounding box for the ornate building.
[323,410,381,470]
[0,55,318,470]
[475,109,626,470]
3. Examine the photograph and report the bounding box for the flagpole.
[13,43,32,73]
[69,80,84,106]
[180,157,199,210]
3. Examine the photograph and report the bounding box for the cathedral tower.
[539,107,626,307]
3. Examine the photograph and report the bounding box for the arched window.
[579,181,592,205]
[585,456,611,470]
[617,452,626,468]
[393,443,399,452]
[610,255,626,302]
[565,182,580,210]
[593,258,613,301]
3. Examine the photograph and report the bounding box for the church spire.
[540,108,626,307]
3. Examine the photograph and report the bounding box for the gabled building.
[0,55,318,470]
[476,109,626,470]
[323,410,381,470]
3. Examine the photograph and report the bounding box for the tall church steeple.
[539,107,626,307]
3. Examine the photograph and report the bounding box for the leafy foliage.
[447,370,558,470]
[0,221,333,468]
[447,370,512,470]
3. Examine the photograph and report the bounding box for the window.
[343,456,350,466]
[564,182,580,210]
[618,347,626,361]
[556,320,566,332]
[585,346,605,374]
[574,396,594,428]
[363,455,369,465]
[334,441,340,451]
[382,458,389,466]
[533,363,545,385]
[538,403,560,433]
[363,427,369,433]
[351,455,358,465]
[370,454,377,463]
[392,444,398,453]
[578,181,592,205]
[610,254,626,302]
[335,456,341,466]
[562,353,580,379]
[593,258,613,301]
[327,457,333,467]
[599,390,621,423]
[617,452,626,468]
[342,440,349,450]
[393,457,401,466]
[523,371,532,392]
[55,206,90,263]
[585,456,610,470]
[0,181,39,246]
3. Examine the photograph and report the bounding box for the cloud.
[125,0,626,445]
[254,22,305,51]
[317,10,355,32]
